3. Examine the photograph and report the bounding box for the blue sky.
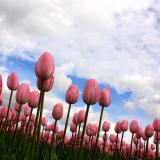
[0,0,160,134]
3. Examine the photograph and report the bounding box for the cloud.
[0,0,160,128]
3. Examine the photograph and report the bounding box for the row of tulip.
[0,52,159,160]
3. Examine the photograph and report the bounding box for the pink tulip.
[96,87,111,147]
[14,103,20,112]
[77,110,85,123]
[23,106,31,117]
[7,72,19,90]
[16,83,30,104]
[28,91,39,108]
[35,52,55,80]
[145,125,154,138]
[1,106,8,118]
[52,103,63,120]
[130,120,139,134]
[129,120,139,158]
[102,121,110,132]
[120,120,128,132]
[153,118,160,132]
[37,76,54,92]
[31,114,36,122]
[41,117,47,126]
[73,113,79,125]
[66,85,79,104]
[151,144,155,150]
[70,123,77,133]
[115,121,122,134]
[145,124,154,159]
[136,127,143,139]
[110,134,116,143]
[83,79,100,105]
[99,87,111,107]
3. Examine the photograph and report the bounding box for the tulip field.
[0,52,160,160]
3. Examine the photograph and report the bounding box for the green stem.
[62,103,72,146]
[36,91,45,159]
[50,119,57,160]
[4,90,13,130]
[129,133,134,160]
[95,106,104,147]
[79,104,90,158]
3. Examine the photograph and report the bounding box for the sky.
[0,0,160,141]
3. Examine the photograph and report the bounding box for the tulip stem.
[62,103,72,146]
[25,108,33,135]
[138,138,141,158]
[145,139,149,160]
[79,104,90,158]
[36,91,45,159]
[76,123,81,147]
[120,131,124,155]
[31,90,43,160]
[50,119,57,160]
[4,90,13,131]
[129,133,134,160]
[13,104,22,138]
[95,106,104,147]
[156,132,159,159]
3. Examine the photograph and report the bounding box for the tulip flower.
[129,120,139,159]
[31,52,55,160]
[76,110,85,145]
[4,72,19,130]
[35,52,55,80]
[120,120,128,153]
[80,79,100,152]
[145,124,154,159]
[95,87,111,148]
[62,84,79,147]
[14,83,30,135]
[50,103,63,160]
[153,118,160,158]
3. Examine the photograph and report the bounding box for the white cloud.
[0,0,160,127]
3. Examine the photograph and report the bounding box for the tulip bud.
[110,134,116,143]
[35,52,55,80]
[14,102,21,112]
[41,117,47,126]
[145,124,154,138]
[130,120,139,134]
[120,120,128,132]
[102,121,110,132]
[99,87,111,107]
[77,110,85,123]
[136,127,143,139]
[83,79,100,105]
[28,91,39,108]
[31,114,36,122]
[70,123,77,133]
[16,83,30,104]
[73,113,79,125]
[52,103,63,120]
[153,118,160,132]
[23,106,31,117]
[7,72,19,90]
[66,85,79,104]
[115,121,122,134]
